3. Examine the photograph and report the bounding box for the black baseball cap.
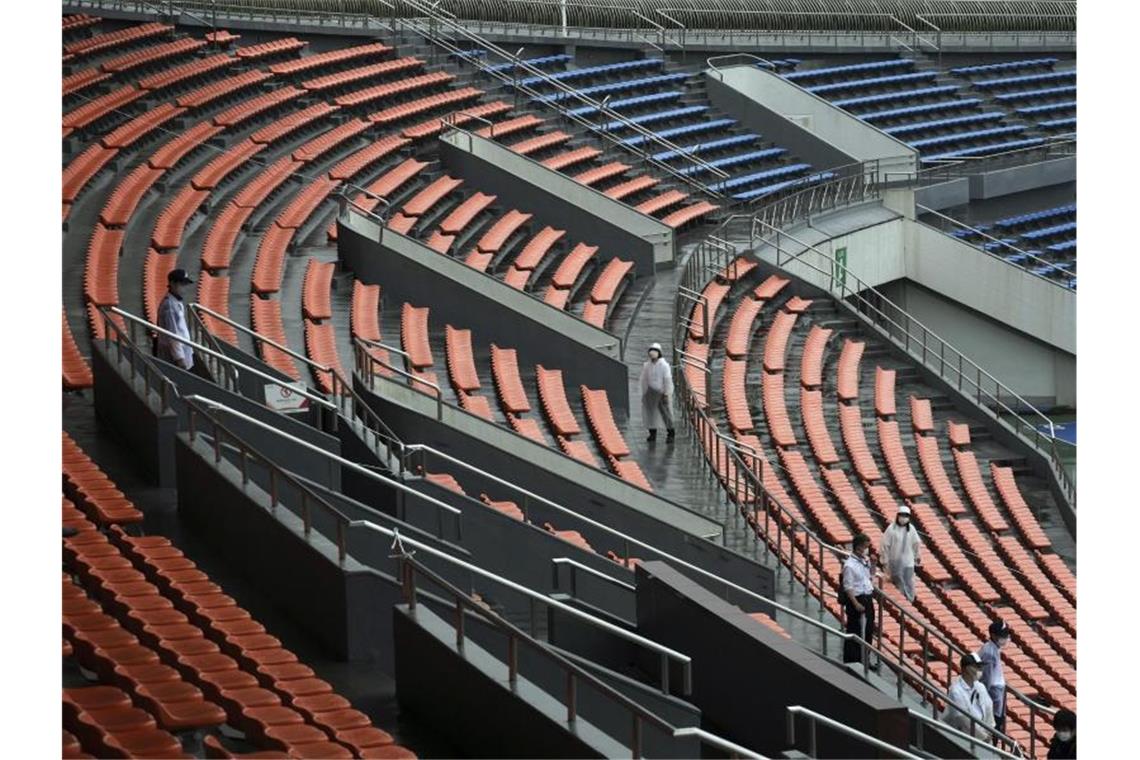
[989,620,1011,639]
[960,652,983,671]
[168,269,194,285]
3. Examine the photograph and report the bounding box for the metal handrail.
[387,0,731,187]
[94,306,180,413]
[706,52,778,78]
[916,204,1074,290]
[353,336,445,421]
[753,220,1075,508]
[551,556,636,594]
[888,138,1077,185]
[108,307,336,412]
[184,395,462,537]
[786,705,920,759]
[396,553,759,758]
[909,708,1023,760]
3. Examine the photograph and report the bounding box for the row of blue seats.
[651,134,758,162]
[973,69,1076,90]
[992,204,1075,230]
[950,57,1058,76]
[1047,240,1077,253]
[622,118,737,148]
[536,72,690,103]
[832,84,958,109]
[485,53,573,74]
[734,171,837,201]
[907,124,1024,150]
[784,58,912,82]
[920,137,1045,162]
[994,84,1075,102]
[807,70,936,96]
[1015,100,1075,115]
[757,58,801,70]
[516,58,662,89]
[883,111,1005,138]
[675,147,788,176]
[1021,221,1077,240]
[1039,117,1076,130]
[858,98,983,122]
[1030,261,1074,277]
[709,162,810,192]
[599,105,708,131]
[565,90,681,117]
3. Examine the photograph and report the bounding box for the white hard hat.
[897,504,911,516]
[649,342,662,353]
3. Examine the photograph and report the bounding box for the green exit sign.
[833,246,848,291]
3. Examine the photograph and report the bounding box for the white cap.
[649,342,662,353]
[897,504,911,516]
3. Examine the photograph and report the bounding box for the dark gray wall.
[338,222,630,412]
[394,605,611,758]
[358,380,776,609]
[636,561,910,758]
[438,139,659,275]
[175,434,391,662]
[92,342,179,487]
[705,76,854,174]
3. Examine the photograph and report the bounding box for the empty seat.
[444,325,481,394]
[580,386,631,459]
[301,260,335,321]
[489,344,531,414]
[536,365,582,437]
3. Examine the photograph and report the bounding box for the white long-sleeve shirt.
[880,522,921,568]
[943,677,994,737]
[639,357,673,396]
[157,292,193,369]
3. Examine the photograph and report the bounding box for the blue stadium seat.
[807,71,937,96]
[992,204,1075,229]
[972,69,1076,90]
[709,163,810,192]
[883,112,1006,137]
[920,137,1046,161]
[732,171,837,200]
[993,85,1076,102]
[784,58,912,82]
[674,148,788,176]
[517,58,663,88]
[950,57,1058,76]
[621,118,737,148]
[1014,101,1076,115]
[1021,221,1077,240]
[651,134,758,162]
[832,85,959,109]
[599,105,709,132]
[485,53,573,74]
[536,73,690,103]
[858,98,983,122]
[1047,240,1077,253]
[1039,117,1076,130]
[565,91,682,117]
[908,125,1025,150]
[451,49,487,59]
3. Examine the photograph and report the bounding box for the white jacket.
[943,677,994,737]
[880,521,921,569]
[639,358,673,396]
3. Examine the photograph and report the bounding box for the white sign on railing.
[264,381,310,412]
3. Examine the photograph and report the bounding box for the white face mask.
[649,351,660,361]
[1055,730,1073,742]
[897,516,910,526]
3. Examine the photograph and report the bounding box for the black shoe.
[647,430,657,443]
[666,429,676,442]
[62,526,79,538]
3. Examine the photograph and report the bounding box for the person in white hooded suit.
[639,343,675,442]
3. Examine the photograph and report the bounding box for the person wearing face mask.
[639,342,675,443]
[943,652,995,739]
[979,620,1011,735]
[1046,708,1075,758]
[156,268,196,371]
[841,533,877,664]
[879,504,922,601]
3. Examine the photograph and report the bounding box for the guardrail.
[786,705,920,759]
[94,306,180,413]
[916,204,1075,291]
[396,551,764,758]
[889,138,1077,186]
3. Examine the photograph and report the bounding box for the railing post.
[631,715,642,759]
[507,633,518,689]
[455,596,465,652]
[301,491,311,539]
[566,673,577,725]
[269,469,278,512]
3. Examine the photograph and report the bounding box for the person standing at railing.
[879,504,922,601]
[943,652,995,739]
[156,269,195,372]
[841,533,876,665]
[640,343,675,443]
[979,620,1012,735]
